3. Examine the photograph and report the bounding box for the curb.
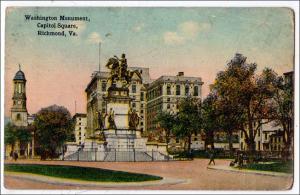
[207,165,293,178]
[4,172,187,188]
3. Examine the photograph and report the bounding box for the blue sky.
[5,7,294,116]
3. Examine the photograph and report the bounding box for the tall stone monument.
[85,54,147,152]
[64,54,169,161]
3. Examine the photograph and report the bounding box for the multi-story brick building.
[73,113,87,145]
[146,72,204,150]
[146,72,203,132]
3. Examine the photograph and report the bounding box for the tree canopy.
[212,53,284,158]
[173,97,202,153]
[34,105,74,159]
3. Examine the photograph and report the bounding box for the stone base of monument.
[64,133,170,162]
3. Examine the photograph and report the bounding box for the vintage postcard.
[1,1,298,194]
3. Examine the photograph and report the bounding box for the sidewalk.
[207,165,293,178]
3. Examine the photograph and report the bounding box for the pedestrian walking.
[13,151,18,161]
[208,149,215,165]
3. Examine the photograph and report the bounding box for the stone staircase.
[103,150,153,162]
[64,149,171,162]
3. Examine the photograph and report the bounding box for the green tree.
[34,105,73,160]
[5,122,17,152]
[16,127,32,143]
[5,122,33,157]
[202,92,219,150]
[269,70,294,160]
[173,97,202,154]
[155,111,176,148]
[213,54,275,160]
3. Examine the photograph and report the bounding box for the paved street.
[4,159,293,190]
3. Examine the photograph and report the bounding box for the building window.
[194,138,198,141]
[141,122,143,126]
[193,86,199,96]
[18,83,21,93]
[167,104,170,109]
[140,92,144,101]
[132,84,136,93]
[79,127,81,130]
[79,118,81,121]
[176,138,179,143]
[167,85,171,95]
[141,104,144,108]
[264,133,267,140]
[16,113,21,121]
[102,82,107,91]
[132,103,136,108]
[141,109,144,114]
[167,98,170,102]
[79,122,81,125]
[185,85,189,96]
[176,85,181,95]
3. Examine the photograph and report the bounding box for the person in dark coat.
[208,149,216,165]
[13,151,18,161]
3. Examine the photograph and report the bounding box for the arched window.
[18,83,22,93]
[193,85,199,96]
[16,113,21,121]
[185,85,189,96]
[167,85,171,95]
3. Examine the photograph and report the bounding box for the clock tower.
[11,64,28,127]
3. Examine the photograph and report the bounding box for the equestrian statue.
[105,53,140,88]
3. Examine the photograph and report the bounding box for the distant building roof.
[148,72,203,89]
[73,113,87,118]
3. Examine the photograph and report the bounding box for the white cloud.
[163,21,211,45]
[87,32,102,44]
[132,23,145,32]
[179,21,201,38]
[163,32,185,45]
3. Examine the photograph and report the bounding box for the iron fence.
[61,148,174,162]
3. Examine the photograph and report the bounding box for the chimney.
[177,72,184,76]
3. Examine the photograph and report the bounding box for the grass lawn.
[242,161,293,173]
[4,164,162,182]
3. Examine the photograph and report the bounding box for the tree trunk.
[283,134,292,162]
[188,135,192,155]
[227,131,233,155]
[247,106,255,163]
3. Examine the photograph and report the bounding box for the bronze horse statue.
[105,57,137,86]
